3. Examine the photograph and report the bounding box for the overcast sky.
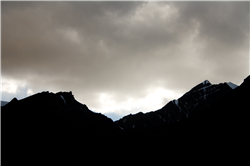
[1,1,249,121]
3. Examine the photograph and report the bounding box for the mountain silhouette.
[115,80,234,131]
[2,91,120,165]
[2,76,249,165]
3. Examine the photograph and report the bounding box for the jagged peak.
[10,97,18,102]
[202,80,211,85]
[56,91,73,96]
[188,79,212,93]
[55,91,77,106]
[56,91,74,98]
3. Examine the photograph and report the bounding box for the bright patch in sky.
[1,77,26,94]
[27,89,34,96]
[95,86,182,115]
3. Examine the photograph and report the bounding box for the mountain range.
[115,80,236,130]
[2,75,249,165]
[1,101,8,106]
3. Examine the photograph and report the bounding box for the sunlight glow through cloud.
[1,77,26,94]
[96,86,182,115]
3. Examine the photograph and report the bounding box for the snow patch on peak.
[202,80,210,85]
[226,82,238,89]
[174,99,178,105]
[173,99,181,111]
[60,95,66,105]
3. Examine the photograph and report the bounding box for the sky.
[1,1,249,121]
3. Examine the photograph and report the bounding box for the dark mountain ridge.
[2,91,120,165]
[115,80,234,131]
[3,91,120,134]
[2,75,249,165]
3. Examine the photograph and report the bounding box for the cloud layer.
[2,1,249,120]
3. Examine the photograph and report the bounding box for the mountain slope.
[2,91,120,165]
[2,76,249,165]
[187,75,250,132]
[3,91,119,133]
[1,101,9,106]
[115,80,234,131]
[114,76,249,163]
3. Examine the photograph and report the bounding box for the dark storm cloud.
[177,1,249,82]
[178,2,249,57]
[2,1,249,116]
